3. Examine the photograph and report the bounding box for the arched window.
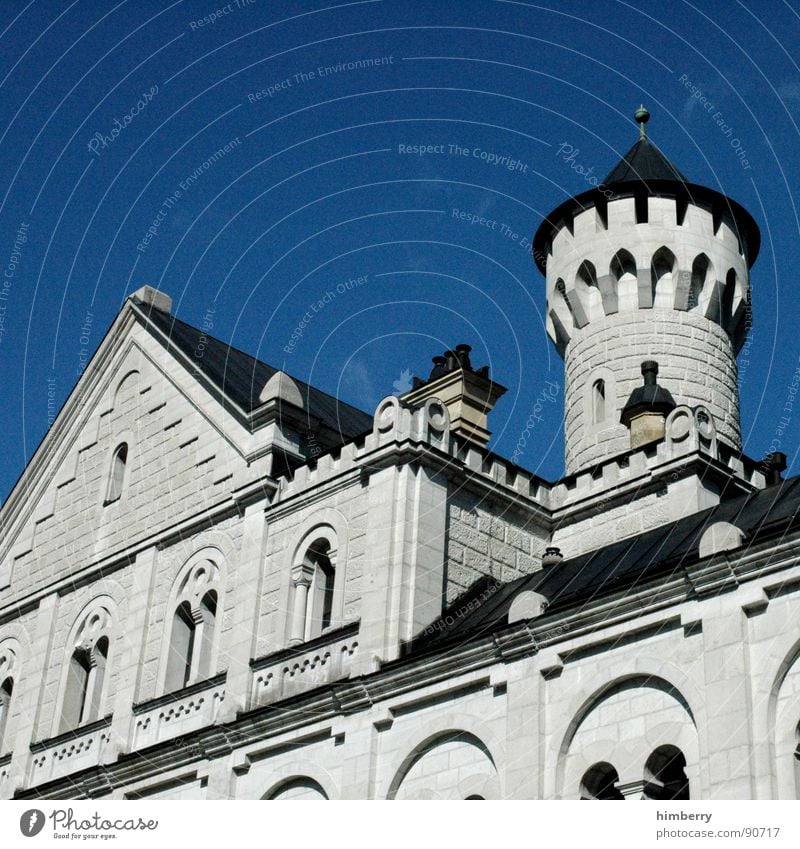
[163,559,221,693]
[307,542,334,637]
[592,379,606,425]
[0,677,13,752]
[651,246,676,306]
[722,268,737,326]
[105,443,128,504]
[580,762,624,799]
[688,254,712,311]
[611,249,638,310]
[60,610,111,733]
[644,745,690,800]
[577,260,598,289]
[289,535,339,645]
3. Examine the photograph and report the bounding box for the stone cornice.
[15,531,800,800]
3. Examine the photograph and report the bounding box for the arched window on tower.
[60,610,111,733]
[611,249,638,311]
[644,745,690,800]
[105,443,128,504]
[580,762,624,799]
[688,254,712,311]
[163,560,221,694]
[651,247,677,307]
[592,379,606,425]
[289,535,339,645]
[0,677,13,752]
[721,268,737,327]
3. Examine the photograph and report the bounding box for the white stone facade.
[0,133,796,802]
[544,195,749,473]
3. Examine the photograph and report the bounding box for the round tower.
[533,108,760,474]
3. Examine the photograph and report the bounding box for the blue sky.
[0,0,799,500]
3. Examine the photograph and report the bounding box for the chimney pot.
[542,546,564,567]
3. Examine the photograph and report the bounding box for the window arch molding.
[283,510,350,647]
[157,547,227,695]
[582,366,617,434]
[53,597,118,736]
[261,762,339,800]
[102,427,136,507]
[0,638,21,754]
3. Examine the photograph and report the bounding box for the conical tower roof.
[603,137,687,185]
[532,108,760,274]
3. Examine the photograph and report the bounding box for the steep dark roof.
[134,299,372,438]
[603,137,687,185]
[532,129,761,274]
[412,476,800,652]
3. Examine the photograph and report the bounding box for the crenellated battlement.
[545,195,750,356]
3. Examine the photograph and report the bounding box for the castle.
[1,109,798,800]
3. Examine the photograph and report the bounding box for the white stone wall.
[446,490,545,602]
[543,195,749,474]
[564,310,740,471]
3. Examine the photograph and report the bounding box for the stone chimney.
[401,344,507,447]
[620,361,676,449]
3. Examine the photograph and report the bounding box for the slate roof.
[411,476,800,652]
[603,137,687,186]
[133,298,373,438]
[532,131,761,274]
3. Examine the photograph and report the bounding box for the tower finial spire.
[635,104,650,139]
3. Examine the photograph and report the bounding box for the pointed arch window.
[60,609,112,733]
[105,442,128,504]
[0,677,13,752]
[163,560,221,694]
[688,254,712,311]
[651,247,677,305]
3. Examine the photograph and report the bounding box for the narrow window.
[195,591,217,681]
[306,543,335,640]
[688,255,711,311]
[87,637,108,724]
[165,601,196,692]
[592,379,606,425]
[105,443,128,504]
[0,677,13,751]
[61,649,91,732]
